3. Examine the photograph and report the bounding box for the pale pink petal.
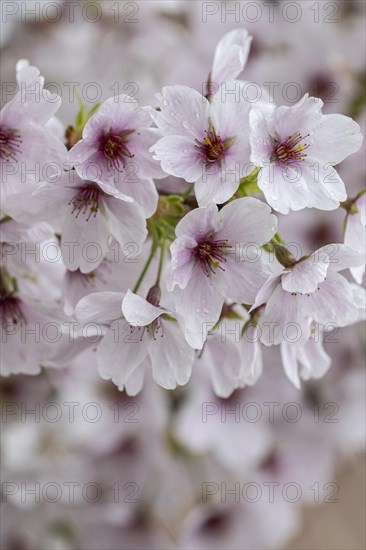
[259,284,311,346]
[61,208,110,273]
[169,235,197,291]
[267,94,323,141]
[281,255,330,294]
[68,138,99,165]
[103,196,147,251]
[130,128,165,179]
[149,319,194,389]
[345,195,366,269]
[210,83,251,138]
[211,29,252,85]
[152,135,203,182]
[122,290,165,327]
[124,362,146,396]
[151,85,210,139]
[258,163,310,214]
[75,291,124,324]
[215,197,277,245]
[203,335,242,398]
[194,169,236,206]
[316,243,365,273]
[280,343,301,389]
[297,339,331,381]
[250,273,281,312]
[115,176,158,218]
[303,163,347,209]
[309,114,362,164]
[304,271,358,327]
[97,321,150,390]
[216,256,270,305]
[239,339,263,386]
[173,265,224,349]
[249,109,274,165]
[175,203,218,240]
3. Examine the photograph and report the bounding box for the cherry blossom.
[168,197,277,348]
[150,84,253,206]
[0,60,66,210]
[251,244,365,347]
[6,171,147,274]
[75,288,194,394]
[250,94,363,213]
[68,95,164,217]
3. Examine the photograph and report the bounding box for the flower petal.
[211,29,252,85]
[151,85,210,139]
[281,254,330,294]
[257,163,310,214]
[151,135,203,182]
[203,335,242,398]
[122,290,165,327]
[75,291,124,324]
[97,321,150,390]
[267,94,323,141]
[175,203,218,240]
[215,196,278,245]
[169,234,197,291]
[149,319,194,389]
[309,114,363,164]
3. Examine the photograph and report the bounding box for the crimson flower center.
[69,184,101,221]
[195,125,232,165]
[0,126,22,162]
[100,129,135,171]
[272,132,310,164]
[194,239,231,276]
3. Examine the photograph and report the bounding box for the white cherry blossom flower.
[168,197,277,348]
[151,85,253,206]
[250,94,363,213]
[75,288,194,394]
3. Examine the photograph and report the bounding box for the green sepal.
[236,167,261,196]
[74,94,101,132]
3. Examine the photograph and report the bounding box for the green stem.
[155,241,166,286]
[132,240,158,294]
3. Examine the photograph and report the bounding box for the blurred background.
[1,1,365,549]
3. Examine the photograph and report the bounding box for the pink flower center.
[69,184,101,221]
[100,129,135,171]
[195,124,233,165]
[272,132,310,164]
[194,239,231,276]
[0,296,26,326]
[0,126,22,162]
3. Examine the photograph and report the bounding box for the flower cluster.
[1,30,365,399]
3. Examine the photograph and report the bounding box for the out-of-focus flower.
[344,192,366,283]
